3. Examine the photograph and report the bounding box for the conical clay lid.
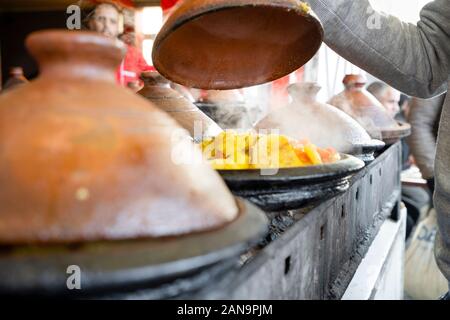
[0,30,238,244]
[139,71,223,139]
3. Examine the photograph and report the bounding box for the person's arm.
[407,94,445,179]
[307,0,450,98]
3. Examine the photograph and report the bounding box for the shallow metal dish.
[0,198,268,298]
[218,154,365,211]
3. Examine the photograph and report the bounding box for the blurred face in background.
[88,4,120,38]
[399,96,411,119]
[377,87,401,118]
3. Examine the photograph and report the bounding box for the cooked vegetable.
[199,131,341,170]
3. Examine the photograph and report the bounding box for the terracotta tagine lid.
[3,67,28,91]
[139,71,223,139]
[328,74,409,141]
[0,30,238,244]
[152,0,324,89]
[255,82,380,155]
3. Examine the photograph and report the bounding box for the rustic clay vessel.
[328,74,410,143]
[171,82,196,103]
[0,30,238,244]
[255,82,384,161]
[152,0,323,89]
[2,67,28,91]
[138,71,222,139]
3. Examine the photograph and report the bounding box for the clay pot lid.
[329,74,409,141]
[0,29,238,244]
[343,74,367,88]
[26,30,126,81]
[141,70,171,87]
[152,0,324,90]
[140,70,180,99]
[26,29,126,59]
[139,70,197,107]
[138,70,224,137]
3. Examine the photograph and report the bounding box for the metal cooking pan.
[218,154,365,211]
[0,198,267,298]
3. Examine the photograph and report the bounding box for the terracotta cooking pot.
[152,0,323,89]
[328,74,410,142]
[138,71,223,139]
[0,30,238,244]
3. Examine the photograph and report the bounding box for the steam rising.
[255,83,373,154]
[196,90,255,130]
[328,91,385,140]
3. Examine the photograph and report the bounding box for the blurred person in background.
[368,82,430,238]
[398,94,412,120]
[408,94,446,198]
[86,2,121,38]
[367,81,401,118]
[397,93,413,166]
[85,1,152,87]
[368,82,412,170]
[405,94,447,299]
[305,0,449,299]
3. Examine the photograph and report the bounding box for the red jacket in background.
[161,0,179,11]
[116,44,154,87]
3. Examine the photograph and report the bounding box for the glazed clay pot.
[255,82,383,160]
[0,30,238,244]
[138,71,222,139]
[152,0,323,89]
[2,67,28,91]
[328,74,410,142]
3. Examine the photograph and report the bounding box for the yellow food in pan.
[200,131,340,170]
